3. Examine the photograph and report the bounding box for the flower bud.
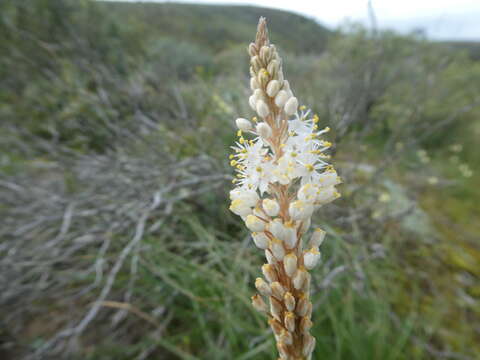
[259,45,271,62]
[300,218,311,233]
[262,198,280,217]
[229,199,252,216]
[284,311,296,332]
[270,238,285,260]
[296,296,310,317]
[284,293,296,312]
[318,170,341,187]
[255,277,271,296]
[289,200,314,221]
[284,97,299,116]
[262,264,278,283]
[268,219,287,240]
[300,316,313,333]
[266,79,280,97]
[316,186,339,205]
[248,42,257,57]
[283,253,297,277]
[267,59,279,77]
[277,342,290,359]
[251,294,268,312]
[274,90,290,107]
[252,232,269,249]
[293,268,308,290]
[304,247,321,270]
[270,281,286,299]
[302,334,316,356]
[248,95,257,110]
[283,222,297,249]
[269,318,283,336]
[256,100,270,118]
[265,249,276,264]
[282,80,291,91]
[256,122,272,139]
[250,77,259,90]
[235,118,253,132]
[270,296,283,321]
[279,330,293,345]
[310,228,326,247]
[298,183,317,203]
[245,215,266,232]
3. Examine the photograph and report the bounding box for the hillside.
[97,1,332,54]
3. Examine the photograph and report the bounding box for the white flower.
[229,188,259,207]
[248,95,257,110]
[250,77,259,90]
[245,215,266,232]
[235,118,253,131]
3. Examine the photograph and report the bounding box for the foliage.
[0,1,479,359]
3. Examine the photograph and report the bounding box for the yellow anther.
[291,152,297,157]
[300,105,306,111]
[249,140,254,146]
[237,130,242,137]
[305,164,314,172]
[313,114,319,123]
[325,126,330,132]
[252,116,258,122]
[239,137,245,144]
[229,154,234,159]
[230,160,237,166]
[256,166,263,172]
[313,125,318,130]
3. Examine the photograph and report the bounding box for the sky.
[106,0,480,41]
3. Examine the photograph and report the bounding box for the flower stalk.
[229,17,341,359]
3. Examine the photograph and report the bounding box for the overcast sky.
[108,0,480,40]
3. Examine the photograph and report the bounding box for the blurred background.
[1,0,479,359]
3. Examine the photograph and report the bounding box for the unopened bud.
[284,292,296,312]
[262,264,278,283]
[256,122,272,139]
[248,42,257,57]
[269,318,284,336]
[304,247,321,270]
[310,228,326,247]
[235,118,253,131]
[270,281,286,299]
[289,200,314,221]
[255,277,271,296]
[302,334,316,356]
[263,198,280,217]
[251,294,268,312]
[270,296,283,321]
[265,249,276,264]
[245,215,266,232]
[300,316,313,333]
[267,59,279,78]
[248,95,257,110]
[256,100,270,118]
[284,96,299,116]
[252,232,269,249]
[274,90,290,107]
[266,79,281,97]
[279,330,293,345]
[296,296,310,317]
[293,268,308,290]
[284,311,296,332]
[250,76,259,90]
[270,238,285,260]
[283,253,297,277]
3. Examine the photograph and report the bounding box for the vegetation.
[0,1,479,359]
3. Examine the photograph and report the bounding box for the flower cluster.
[228,18,341,360]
